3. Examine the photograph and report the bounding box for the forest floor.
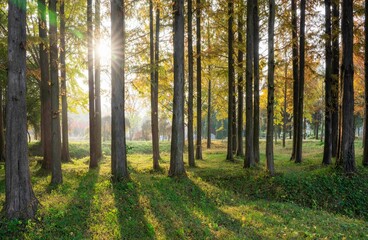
[0,140,368,239]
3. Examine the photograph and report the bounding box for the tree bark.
[88,0,97,169]
[337,0,356,173]
[60,0,71,163]
[226,0,235,161]
[253,0,260,164]
[323,0,332,165]
[49,0,62,184]
[295,0,305,163]
[169,0,186,177]
[282,51,288,148]
[38,0,52,170]
[196,0,203,160]
[95,0,102,161]
[291,0,299,161]
[236,2,244,157]
[150,0,160,170]
[266,0,276,175]
[206,22,212,149]
[364,0,368,167]
[111,0,129,180]
[331,0,339,158]
[5,0,38,219]
[188,0,195,166]
[245,0,255,168]
[0,85,4,161]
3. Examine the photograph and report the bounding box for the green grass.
[1,140,368,239]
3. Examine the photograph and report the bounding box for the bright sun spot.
[96,41,111,65]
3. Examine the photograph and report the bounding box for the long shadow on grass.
[45,167,100,239]
[112,180,155,239]
[144,177,266,239]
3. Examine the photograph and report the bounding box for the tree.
[253,0,260,164]
[236,2,244,157]
[38,0,52,170]
[337,0,356,173]
[150,0,160,170]
[111,0,129,181]
[5,0,38,219]
[49,0,62,184]
[88,0,97,169]
[95,0,102,161]
[266,0,275,175]
[60,0,71,163]
[322,0,332,165]
[188,0,195,166]
[245,0,255,168]
[295,0,306,163]
[0,84,4,161]
[169,0,186,177]
[364,0,368,167]
[226,0,235,161]
[196,0,203,160]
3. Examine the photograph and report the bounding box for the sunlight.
[96,41,111,65]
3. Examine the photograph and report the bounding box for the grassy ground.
[1,140,368,239]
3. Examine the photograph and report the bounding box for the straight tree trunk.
[5,0,38,219]
[60,0,71,163]
[111,0,129,180]
[253,0,260,164]
[323,0,332,165]
[155,7,161,159]
[150,0,160,170]
[364,0,368,167]
[282,52,288,148]
[226,0,235,161]
[207,22,212,149]
[88,0,97,169]
[188,0,195,166]
[95,0,102,160]
[0,86,4,161]
[331,0,339,158]
[195,0,203,160]
[338,0,356,173]
[291,0,299,160]
[38,0,52,170]
[169,0,186,177]
[236,3,244,157]
[266,0,276,175]
[295,0,305,163]
[49,0,62,184]
[245,0,255,168]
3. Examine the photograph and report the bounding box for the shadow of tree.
[112,180,155,239]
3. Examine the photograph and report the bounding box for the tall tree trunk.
[111,0,129,181]
[5,0,38,219]
[282,52,288,148]
[60,0,71,163]
[95,0,102,160]
[38,0,52,170]
[155,7,161,159]
[196,0,203,160]
[245,0,255,168]
[364,0,368,167]
[323,0,332,165]
[49,0,62,184]
[295,0,305,163]
[169,0,186,177]
[331,0,339,158]
[291,0,299,160]
[0,86,4,161]
[266,0,276,175]
[207,22,212,149]
[188,0,195,166]
[253,0,260,164]
[150,0,160,169]
[338,0,356,173]
[236,3,244,157]
[88,0,97,169]
[226,0,235,161]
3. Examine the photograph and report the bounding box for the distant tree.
[169,0,186,177]
[154,3,161,161]
[364,0,368,167]
[111,0,129,181]
[5,0,38,219]
[49,0,62,184]
[196,0,203,160]
[188,0,195,166]
[95,0,102,160]
[266,0,275,175]
[60,0,71,163]
[38,0,52,170]
[236,2,244,157]
[337,0,355,173]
